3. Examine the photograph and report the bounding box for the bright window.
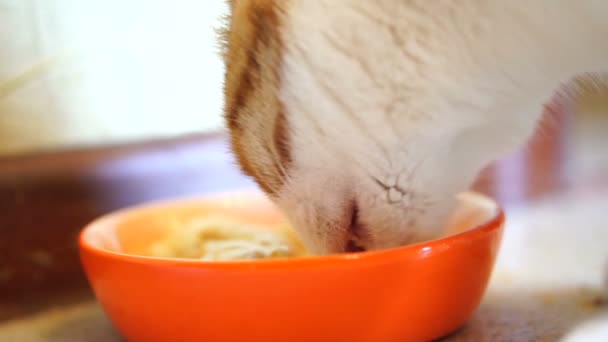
[0,0,229,154]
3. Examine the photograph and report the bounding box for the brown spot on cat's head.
[222,0,291,196]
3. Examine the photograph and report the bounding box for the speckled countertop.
[1,111,607,342]
[0,187,606,342]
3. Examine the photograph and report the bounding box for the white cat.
[222,1,607,340]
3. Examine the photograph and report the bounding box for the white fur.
[272,0,608,339]
[277,0,607,251]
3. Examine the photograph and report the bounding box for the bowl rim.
[79,190,504,269]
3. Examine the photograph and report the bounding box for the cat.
[221,1,608,340]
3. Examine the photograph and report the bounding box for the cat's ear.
[215,1,234,62]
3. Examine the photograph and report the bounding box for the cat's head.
[222,0,515,254]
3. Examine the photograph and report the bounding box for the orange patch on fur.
[222,0,290,196]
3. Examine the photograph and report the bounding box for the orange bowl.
[79,191,504,342]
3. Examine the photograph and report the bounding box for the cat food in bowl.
[79,191,504,342]
[146,215,307,260]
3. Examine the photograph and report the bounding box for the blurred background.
[0,1,607,340]
[0,0,227,154]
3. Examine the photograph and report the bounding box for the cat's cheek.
[273,169,355,254]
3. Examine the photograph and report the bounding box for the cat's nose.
[343,203,367,253]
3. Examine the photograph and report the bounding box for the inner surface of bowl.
[81,190,500,261]
[83,192,286,257]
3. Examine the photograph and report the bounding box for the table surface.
[0,186,606,342]
[1,111,607,341]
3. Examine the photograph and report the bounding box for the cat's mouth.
[343,201,367,253]
[345,239,366,253]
